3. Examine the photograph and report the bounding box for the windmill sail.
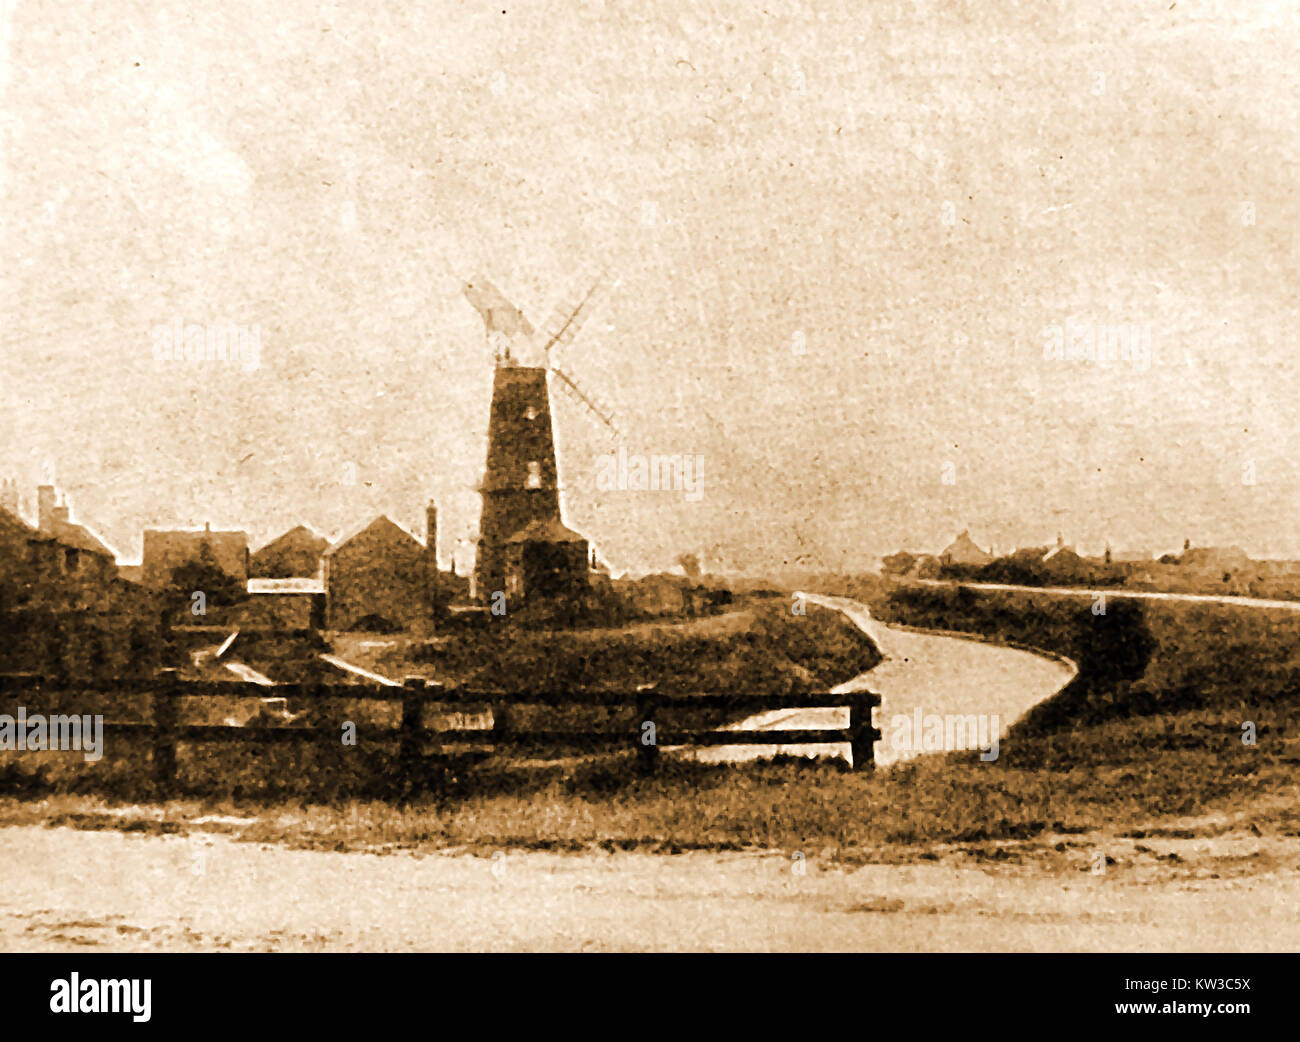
[462,276,534,338]
[539,274,603,357]
[551,365,619,436]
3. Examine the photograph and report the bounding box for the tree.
[882,551,916,576]
[167,542,245,618]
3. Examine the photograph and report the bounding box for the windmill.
[462,271,621,600]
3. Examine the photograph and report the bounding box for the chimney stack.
[37,484,56,534]
[426,500,440,616]
[0,479,17,517]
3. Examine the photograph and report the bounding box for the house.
[1178,545,1256,595]
[619,573,699,617]
[323,506,437,631]
[503,517,591,604]
[0,497,149,675]
[142,523,250,589]
[1179,545,1253,576]
[32,484,119,584]
[250,525,329,579]
[939,530,993,568]
[0,486,120,599]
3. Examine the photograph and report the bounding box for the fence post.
[492,699,510,755]
[400,677,425,796]
[635,687,659,776]
[849,692,882,771]
[152,668,179,797]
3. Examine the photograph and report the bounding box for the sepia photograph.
[0,0,1295,1020]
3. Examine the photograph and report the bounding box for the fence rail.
[0,671,884,796]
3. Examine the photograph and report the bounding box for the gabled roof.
[4,503,116,559]
[252,523,330,556]
[1042,544,1079,563]
[940,529,991,560]
[324,515,423,557]
[48,517,117,558]
[505,517,588,544]
[0,503,35,536]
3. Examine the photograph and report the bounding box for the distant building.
[620,573,691,616]
[939,530,993,568]
[1179,545,1253,574]
[1040,543,1088,580]
[1179,545,1255,594]
[323,512,436,631]
[504,518,591,603]
[0,495,118,605]
[35,484,118,571]
[250,525,329,579]
[142,523,249,589]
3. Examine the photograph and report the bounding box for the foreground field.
[4,816,1297,952]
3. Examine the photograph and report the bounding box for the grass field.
[2,579,1297,859]
[0,595,880,800]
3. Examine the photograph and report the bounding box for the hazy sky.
[2,0,1298,573]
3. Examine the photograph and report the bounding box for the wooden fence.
[0,671,883,796]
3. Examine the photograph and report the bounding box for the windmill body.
[475,364,568,599]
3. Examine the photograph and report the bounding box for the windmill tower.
[463,274,617,601]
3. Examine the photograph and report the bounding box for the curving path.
[685,593,1077,768]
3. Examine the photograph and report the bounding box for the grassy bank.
[2,579,1296,858]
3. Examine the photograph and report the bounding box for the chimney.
[37,484,56,534]
[0,479,16,517]
[53,492,70,525]
[426,500,440,615]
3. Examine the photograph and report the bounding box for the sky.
[1,0,1298,574]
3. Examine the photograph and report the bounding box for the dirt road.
[4,824,1295,952]
[690,594,1076,767]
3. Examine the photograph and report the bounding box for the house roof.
[323,515,423,556]
[0,503,35,536]
[1180,545,1253,569]
[940,530,991,559]
[505,517,588,544]
[142,528,250,578]
[48,517,117,558]
[1042,544,1079,563]
[4,503,116,559]
[251,524,330,556]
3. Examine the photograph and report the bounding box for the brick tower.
[474,365,564,599]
